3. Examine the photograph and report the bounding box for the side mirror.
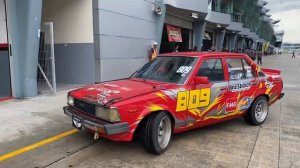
[194,76,210,85]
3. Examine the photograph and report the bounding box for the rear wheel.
[139,112,172,154]
[244,96,269,126]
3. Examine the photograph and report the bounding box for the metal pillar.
[237,36,244,50]
[252,41,257,50]
[216,29,225,51]
[8,0,43,98]
[92,0,101,82]
[194,20,206,51]
[155,1,166,52]
[242,37,247,50]
[229,33,238,52]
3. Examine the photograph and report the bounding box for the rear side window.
[226,58,245,80]
[227,58,256,80]
[242,59,256,78]
[197,59,224,82]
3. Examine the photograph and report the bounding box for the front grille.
[74,98,96,116]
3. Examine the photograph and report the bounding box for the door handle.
[9,44,12,56]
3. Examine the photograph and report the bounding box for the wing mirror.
[194,76,210,85]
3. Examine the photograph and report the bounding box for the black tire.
[139,112,172,154]
[244,96,269,126]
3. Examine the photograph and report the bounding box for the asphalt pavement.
[0,54,300,168]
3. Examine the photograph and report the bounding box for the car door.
[226,57,258,114]
[191,58,229,122]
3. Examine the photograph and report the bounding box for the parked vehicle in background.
[64,52,284,154]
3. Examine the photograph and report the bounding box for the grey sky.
[266,0,300,43]
[267,0,300,13]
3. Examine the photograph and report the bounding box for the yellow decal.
[155,92,168,101]
[265,88,272,95]
[176,91,189,111]
[200,95,223,117]
[188,108,202,116]
[199,88,211,107]
[147,104,165,111]
[270,95,278,103]
[188,90,200,109]
[176,88,211,112]
[204,110,242,120]
[259,82,263,89]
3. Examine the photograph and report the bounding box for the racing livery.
[64,52,284,154]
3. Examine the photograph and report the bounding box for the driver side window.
[197,59,224,82]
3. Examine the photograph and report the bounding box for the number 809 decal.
[176,88,211,112]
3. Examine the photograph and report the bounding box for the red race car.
[64,52,284,154]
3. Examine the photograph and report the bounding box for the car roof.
[159,52,246,58]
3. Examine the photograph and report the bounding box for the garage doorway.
[39,0,95,93]
[160,24,192,53]
[0,0,12,100]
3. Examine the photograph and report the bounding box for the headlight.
[96,107,121,122]
[68,96,74,106]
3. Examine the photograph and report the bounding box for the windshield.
[131,56,197,84]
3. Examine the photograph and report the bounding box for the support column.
[93,0,101,83]
[8,0,43,98]
[216,29,225,52]
[252,41,257,50]
[229,33,238,52]
[237,36,244,50]
[242,37,247,50]
[225,35,230,51]
[155,1,166,52]
[194,20,206,51]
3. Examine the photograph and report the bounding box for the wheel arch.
[256,94,270,102]
[133,110,176,138]
[245,94,270,116]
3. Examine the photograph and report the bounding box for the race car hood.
[70,78,171,105]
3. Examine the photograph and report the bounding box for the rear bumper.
[63,106,129,135]
[279,93,285,99]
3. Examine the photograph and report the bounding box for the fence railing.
[37,22,56,95]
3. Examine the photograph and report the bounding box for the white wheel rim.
[255,99,268,122]
[157,116,172,149]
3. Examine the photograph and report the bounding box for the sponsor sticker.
[265,81,274,89]
[238,96,253,110]
[176,66,192,74]
[246,70,253,78]
[229,82,251,92]
[226,98,238,112]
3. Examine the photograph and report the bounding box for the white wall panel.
[0,0,7,43]
[42,0,93,44]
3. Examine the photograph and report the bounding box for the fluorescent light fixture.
[191,13,199,19]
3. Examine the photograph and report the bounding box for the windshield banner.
[167,25,182,42]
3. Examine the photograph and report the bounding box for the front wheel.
[140,112,172,154]
[244,96,269,126]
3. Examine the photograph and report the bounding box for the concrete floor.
[0,54,300,168]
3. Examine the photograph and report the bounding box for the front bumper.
[63,106,129,135]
